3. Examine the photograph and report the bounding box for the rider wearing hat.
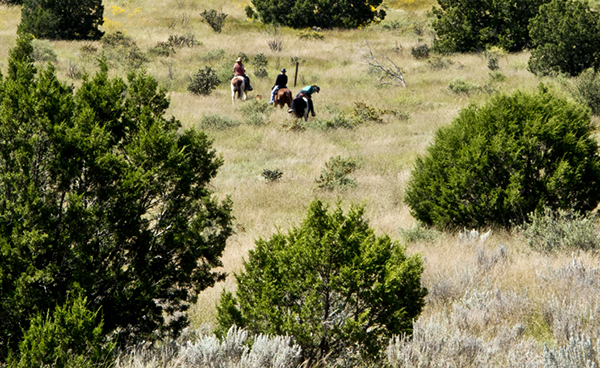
[289,85,320,116]
[233,57,253,91]
[269,68,288,104]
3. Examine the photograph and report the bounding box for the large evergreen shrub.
[247,0,386,29]
[432,0,549,52]
[528,0,600,76]
[404,85,600,229]
[18,0,104,40]
[0,35,233,359]
[216,200,427,364]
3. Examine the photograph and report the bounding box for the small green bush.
[487,56,499,71]
[399,224,440,243]
[188,66,220,95]
[299,27,324,40]
[489,71,506,82]
[198,47,226,62]
[316,156,358,190]
[31,39,57,62]
[352,101,383,123]
[11,295,115,368]
[281,119,307,131]
[520,208,600,252]
[216,200,427,363]
[405,85,600,229]
[168,34,198,48]
[261,168,283,182]
[448,78,478,94]
[101,31,148,68]
[310,113,356,130]
[199,114,241,130]
[411,44,430,60]
[201,9,228,33]
[239,99,272,125]
[79,43,98,62]
[570,68,600,115]
[252,53,269,78]
[148,41,175,58]
[428,55,454,70]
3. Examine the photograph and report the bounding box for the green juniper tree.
[0,35,233,359]
[217,200,427,364]
[432,0,549,52]
[405,85,600,229]
[246,0,386,29]
[528,0,600,76]
[19,0,104,40]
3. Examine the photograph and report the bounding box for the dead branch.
[363,40,406,87]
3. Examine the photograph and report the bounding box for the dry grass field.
[2,0,599,365]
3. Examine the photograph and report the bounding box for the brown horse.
[273,87,292,109]
[231,76,247,103]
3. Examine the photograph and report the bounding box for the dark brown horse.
[273,87,292,109]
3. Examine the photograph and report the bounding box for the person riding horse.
[269,68,288,104]
[233,57,253,91]
[289,85,320,116]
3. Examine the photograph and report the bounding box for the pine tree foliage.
[432,0,549,52]
[247,0,386,29]
[405,86,600,229]
[216,200,427,363]
[528,0,600,76]
[0,36,233,359]
[19,0,104,40]
[10,295,114,368]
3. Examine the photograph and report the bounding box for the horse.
[273,87,292,109]
[231,76,247,103]
[291,95,310,121]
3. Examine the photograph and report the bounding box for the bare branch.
[363,40,406,87]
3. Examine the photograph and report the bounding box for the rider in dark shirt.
[269,68,288,104]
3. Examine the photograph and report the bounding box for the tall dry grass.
[1,0,599,365]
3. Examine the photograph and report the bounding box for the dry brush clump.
[392,230,600,368]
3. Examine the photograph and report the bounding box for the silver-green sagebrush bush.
[115,326,302,368]
[405,85,600,229]
[216,200,427,364]
[520,208,600,252]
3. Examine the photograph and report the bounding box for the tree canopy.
[432,0,549,52]
[528,0,600,76]
[247,0,386,29]
[405,86,600,229]
[0,35,233,359]
[18,0,104,40]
